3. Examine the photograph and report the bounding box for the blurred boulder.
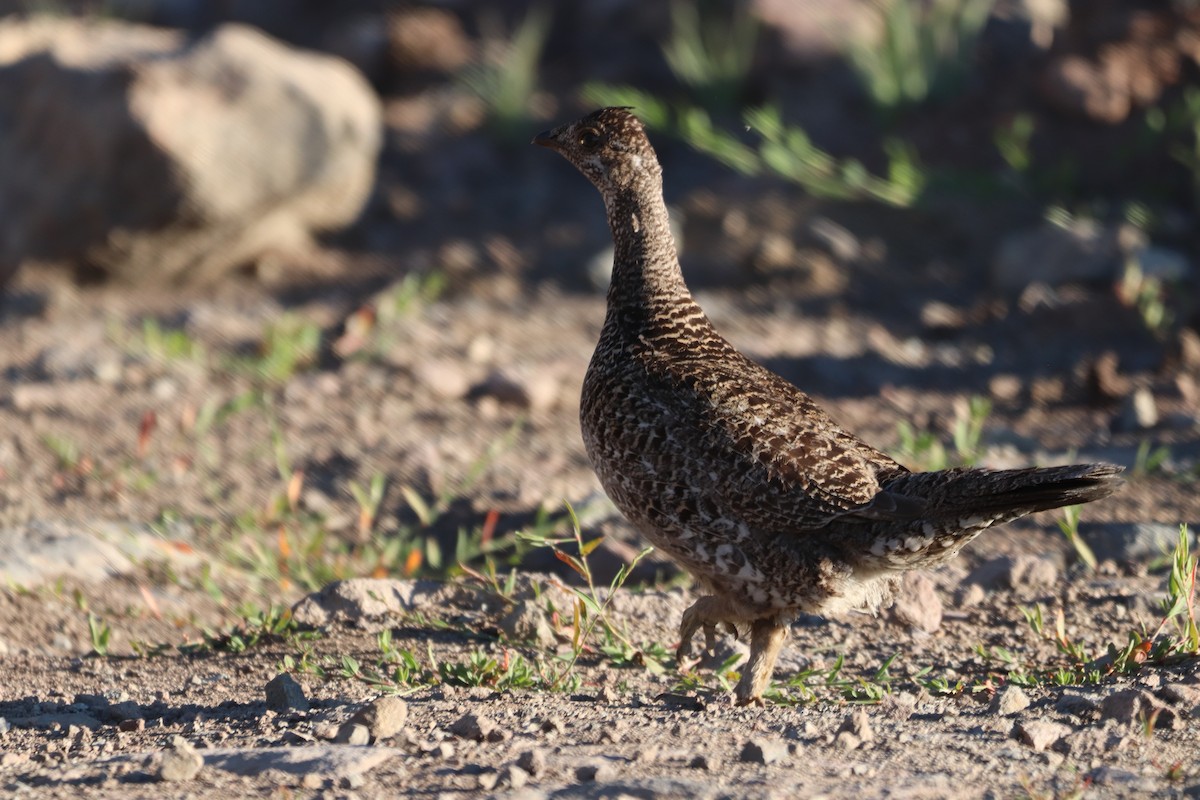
[992,220,1143,293]
[0,17,381,289]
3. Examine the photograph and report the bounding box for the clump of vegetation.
[893,395,991,471]
[660,0,758,112]
[460,5,552,142]
[518,502,657,690]
[846,0,994,115]
[583,85,925,207]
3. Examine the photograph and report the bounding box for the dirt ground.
[3,2,1200,798]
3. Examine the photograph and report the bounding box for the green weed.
[1057,505,1097,571]
[661,0,758,111]
[87,613,112,657]
[519,502,655,690]
[583,87,926,208]
[460,5,551,141]
[846,0,993,115]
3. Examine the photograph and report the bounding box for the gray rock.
[835,731,862,750]
[1082,522,1192,564]
[499,600,556,648]
[1100,689,1179,730]
[807,216,861,262]
[265,673,309,713]
[966,555,1058,592]
[992,220,1141,292]
[890,571,943,633]
[335,723,370,746]
[1014,719,1072,752]
[1055,690,1099,717]
[345,696,408,742]
[991,685,1031,716]
[0,17,381,288]
[1133,245,1191,282]
[0,519,201,588]
[739,737,788,764]
[575,761,617,782]
[292,578,467,631]
[450,711,501,742]
[1113,387,1158,433]
[516,748,546,778]
[838,709,875,743]
[201,744,395,777]
[159,736,203,782]
[1161,683,1200,713]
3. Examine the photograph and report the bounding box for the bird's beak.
[532,130,557,149]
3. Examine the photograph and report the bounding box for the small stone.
[882,691,917,721]
[689,754,717,770]
[540,716,565,735]
[575,762,616,782]
[118,718,145,732]
[516,748,546,778]
[1055,691,1099,717]
[967,555,1058,592]
[300,773,324,789]
[1082,523,1188,564]
[1161,683,1200,711]
[596,685,618,704]
[957,583,986,607]
[504,765,529,790]
[265,673,309,713]
[341,773,365,789]
[889,571,943,633]
[499,600,556,648]
[159,736,203,782]
[988,374,1023,403]
[835,731,862,750]
[1014,719,1072,752]
[450,711,498,742]
[477,771,500,791]
[346,696,408,741]
[991,685,1031,716]
[808,216,860,262]
[1100,689,1178,730]
[739,738,787,764]
[838,709,875,743]
[1113,387,1158,432]
[335,723,371,746]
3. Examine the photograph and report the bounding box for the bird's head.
[533,107,659,194]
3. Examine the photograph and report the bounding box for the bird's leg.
[676,596,737,664]
[734,618,788,706]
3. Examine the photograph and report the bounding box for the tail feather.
[884,462,1124,520]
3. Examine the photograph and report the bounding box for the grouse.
[534,108,1122,704]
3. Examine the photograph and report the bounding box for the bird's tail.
[885,462,1124,521]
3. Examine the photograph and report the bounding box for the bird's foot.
[676,596,740,666]
[733,618,789,706]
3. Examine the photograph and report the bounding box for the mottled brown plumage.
[534,108,1123,704]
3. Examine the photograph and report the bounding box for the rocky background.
[1,1,1200,798]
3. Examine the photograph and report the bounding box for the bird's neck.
[602,176,691,318]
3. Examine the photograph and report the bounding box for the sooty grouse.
[534,108,1122,704]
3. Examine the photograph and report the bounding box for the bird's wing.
[671,356,921,532]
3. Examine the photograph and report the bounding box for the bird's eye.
[578,128,602,149]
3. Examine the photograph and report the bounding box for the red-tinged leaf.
[404,548,422,576]
[137,410,157,458]
[554,548,586,578]
[481,509,500,546]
